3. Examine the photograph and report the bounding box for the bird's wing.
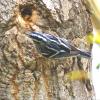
[45,34,60,44]
[45,34,71,52]
[60,38,79,51]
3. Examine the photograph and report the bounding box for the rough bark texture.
[0,0,94,100]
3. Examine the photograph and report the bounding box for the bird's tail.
[79,50,91,58]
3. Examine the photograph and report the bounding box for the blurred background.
[86,0,100,99]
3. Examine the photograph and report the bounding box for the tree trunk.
[0,0,94,100]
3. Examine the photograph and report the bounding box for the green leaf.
[96,63,100,69]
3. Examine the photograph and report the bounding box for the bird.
[27,31,91,59]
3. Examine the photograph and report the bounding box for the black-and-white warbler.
[27,32,91,59]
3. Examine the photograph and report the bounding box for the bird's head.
[27,32,48,43]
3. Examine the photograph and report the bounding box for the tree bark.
[0,0,94,100]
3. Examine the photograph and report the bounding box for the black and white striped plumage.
[27,32,91,58]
